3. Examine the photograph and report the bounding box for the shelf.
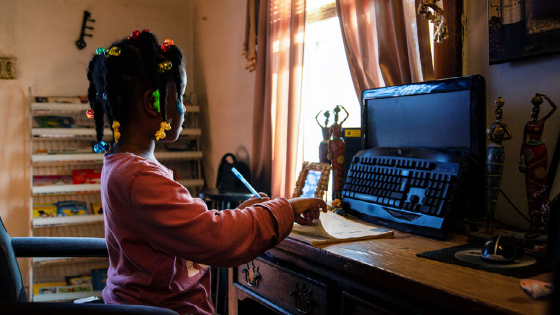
[33,290,103,302]
[185,105,200,112]
[33,215,104,227]
[32,256,108,267]
[180,128,202,136]
[32,184,101,195]
[155,151,203,160]
[32,151,203,164]
[178,179,205,187]
[32,128,201,137]
[32,153,103,163]
[32,128,106,137]
[32,102,199,113]
[31,102,90,112]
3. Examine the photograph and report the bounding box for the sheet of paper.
[289,211,393,245]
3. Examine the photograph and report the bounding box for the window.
[297,0,359,200]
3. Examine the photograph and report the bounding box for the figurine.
[529,185,551,239]
[328,105,349,200]
[484,97,512,235]
[316,110,331,163]
[519,93,557,221]
[330,198,345,216]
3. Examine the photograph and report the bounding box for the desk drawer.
[236,256,330,314]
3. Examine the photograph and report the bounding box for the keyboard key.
[390,191,404,200]
[419,205,432,214]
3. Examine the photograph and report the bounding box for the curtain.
[251,0,306,198]
[336,0,434,94]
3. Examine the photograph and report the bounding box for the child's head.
[87,30,186,152]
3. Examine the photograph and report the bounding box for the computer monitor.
[360,75,486,219]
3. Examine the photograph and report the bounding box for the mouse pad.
[417,244,553,278]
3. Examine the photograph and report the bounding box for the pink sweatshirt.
[101,153,294,314]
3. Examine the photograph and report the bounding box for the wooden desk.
[229,227,552,315]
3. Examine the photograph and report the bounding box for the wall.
[192,0,256,186]
[464,1,560,230]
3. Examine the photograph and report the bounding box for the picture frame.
[488,0,560,64]
[292,161,331,199]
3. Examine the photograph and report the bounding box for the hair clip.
[96,47,106,56]
[131,30,141,40]
[155,121,171,141]
[142,29,151,33]
[102,93,107,100]
[152,90,160,113]
[94,141,110,153]
[158,60,172,73]
[86,109,94,118]
[177,101,184,116]
[112,120,121,143]
[106,46,121,57]
[160,39,175,52]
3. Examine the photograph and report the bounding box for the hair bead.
[94,141,110,153]
[112,120,121,143]
[161,39,175,52]
[106,46,121,57]
[158,60,172,73]
[155,121,171,140]
[131,30,141,40]
[152,90,161,113]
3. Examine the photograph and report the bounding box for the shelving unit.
[28,97,205,301]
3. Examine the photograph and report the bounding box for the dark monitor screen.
[361,75,486,219]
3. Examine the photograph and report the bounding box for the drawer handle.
[241,261,261,287]
[290,283,315,314]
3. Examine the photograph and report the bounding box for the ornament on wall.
[76,10,95,49]
[417,0,449,43]
[0,57,16,79]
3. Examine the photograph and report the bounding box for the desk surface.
[264,226,552,315]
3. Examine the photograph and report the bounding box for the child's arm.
[128,168,295,268]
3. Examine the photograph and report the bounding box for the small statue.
[519,93,557,222]
[316,110,331,163]
[529,185,551,238]
[330,198,345,216]
[484,97,512,235]
[328,105,349,200]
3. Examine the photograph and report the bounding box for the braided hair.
[86,30,184,150]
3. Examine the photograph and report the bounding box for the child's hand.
[288,197,328,226]
[238,193,269,210]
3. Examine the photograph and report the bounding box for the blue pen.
[231,167,260,198]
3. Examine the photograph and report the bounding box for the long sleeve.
[130,166,293,267]
[105,158,294,268]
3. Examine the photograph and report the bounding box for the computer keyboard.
[341,147,468,238]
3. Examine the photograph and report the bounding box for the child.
[86,30,327,315]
